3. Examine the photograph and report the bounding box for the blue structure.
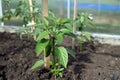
[64,2,120,12]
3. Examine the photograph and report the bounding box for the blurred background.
[1,0,120,35]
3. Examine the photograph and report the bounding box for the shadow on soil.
[60,45,93,80]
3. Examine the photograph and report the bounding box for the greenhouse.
[0,0,120,80]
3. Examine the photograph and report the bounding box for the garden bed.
[0,32,120,80]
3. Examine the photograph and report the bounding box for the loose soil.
[0,32,120,80]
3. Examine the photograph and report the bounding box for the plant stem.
[28,0,36,40]
[52,37,56,66]
[52,37,57,80]
[54,75,57,80]
[80,42,83,52]
[42,0,50,69]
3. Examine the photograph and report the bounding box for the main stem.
[42,0,50,69]
[29,0,35,24]
[52,37,56,66]
[52,37,57,80]
[72,0,77,49]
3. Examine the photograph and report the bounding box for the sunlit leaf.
[36,31,49,41]
[58,73,63,77]
[36,39,49,57]
[80,16,85,23]
[60,29,71,34]
[55,47,68,68]
[30,60,45,70]
[10,9,16,14]
[84,32,91,41]
[65,24,72,31]
[55,33,63,45]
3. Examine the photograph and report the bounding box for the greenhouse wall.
[0,0,120,35]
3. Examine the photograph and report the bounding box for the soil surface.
[0,32,120,80]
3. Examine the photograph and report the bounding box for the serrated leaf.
[55,47,68,68]
[67,49,76,59]
[36,39,49,57]
[36,31,49,41]
[30,60,45,70]
[55,33,63,45]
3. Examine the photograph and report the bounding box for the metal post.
[0,0,4,26]
[67,0,70,18]
[72,0,77,49]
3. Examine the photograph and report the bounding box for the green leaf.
[45,41,52,57]
[7,15,12,20]
[80,16,85,23]
[10,9,16,14]
[1,17,4,22]
[36,23,45,29]
[33,28,41,36]
[58,73,63,77]
[15,8,21,16]
[60,29,71,34]
[65,32,77,38]
[65,24,72,31]
[36,39,49,57]
[19,33,23,40]
[36,31,49,41]
[67,49,76,59]
[55,47,68,68]
[88,21,95,26]
[30,60,45,70]
[77,36,85,43]
[84,32,91,41]
[62,18,71,24]
[43,18,49,26]
[55,33,63,45]
[58,68,64,72]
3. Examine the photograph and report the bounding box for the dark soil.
[0,32,120,80]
